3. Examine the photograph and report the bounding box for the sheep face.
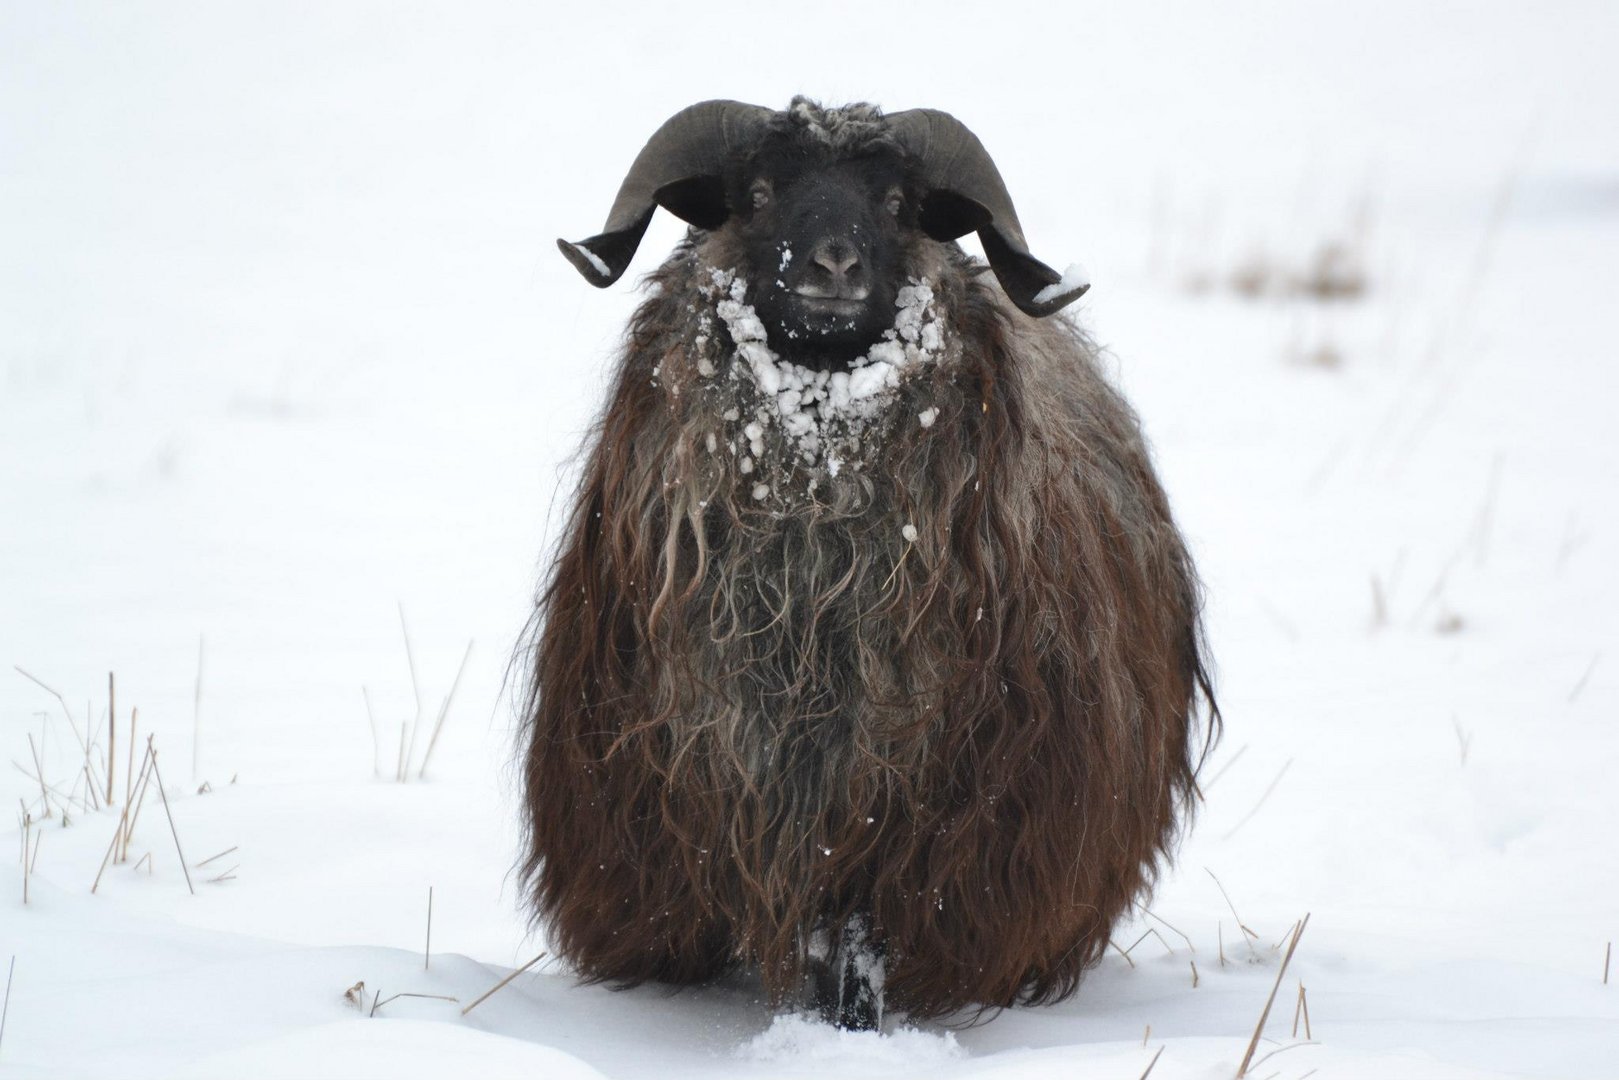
[730,151,910,367]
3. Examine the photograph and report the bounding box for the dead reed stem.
[25,736,52,818]
[27,830,42,876]
[1206,870,1261,960]
[149,751,195,895]
[398,603,423,776]
[20,818,31,904]
[1138,1045,1165,1080]
[1235,913,1311,1078]
[0,956,13,1058]
[461,952,548,1016]
[418,640,474,780]
[370,991,459,1018]
[1135,904,1197,952]
[92,804,131,893]
[1568,654,1600,704]
[1223,758,1294,840]
[107,672,115,805]
[195,846,238,868]
[13,667,87,755]
[127,709,138,808]
[193,635,204,783]
[1203,744,1248,793]
[122,743,155,863]
[363,686,381,777]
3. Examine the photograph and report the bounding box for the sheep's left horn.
[887,109,1088,318]
[558,99,775,287]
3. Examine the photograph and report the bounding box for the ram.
[523,98,1217,1028]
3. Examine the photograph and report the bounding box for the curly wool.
[519,217,1216,1017]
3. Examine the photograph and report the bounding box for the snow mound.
[739,1014,963,1070]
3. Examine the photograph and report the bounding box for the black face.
[731,153,911,368]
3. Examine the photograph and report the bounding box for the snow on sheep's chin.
[698,267,945,491]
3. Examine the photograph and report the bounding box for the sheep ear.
[888,109,1089,318]
[558,100,774,288]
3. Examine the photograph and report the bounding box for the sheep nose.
[803,240,869,300]
[813,246,861,280]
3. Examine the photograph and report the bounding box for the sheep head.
[558,97,1089,366]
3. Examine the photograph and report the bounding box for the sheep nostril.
[813,249,861,280]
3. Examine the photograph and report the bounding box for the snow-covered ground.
[3,3,1617,1077]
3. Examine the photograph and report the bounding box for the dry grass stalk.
[344,980,366,1008]
[121,743,156,863]
[1142,1024,1150,1047]
[13,667,87,756]
[193,635,204,783]
[1604,941,1611,986]
[127,710,138,807]
[107,672,115,805]
[1247,1038,1318,1075]
[149,751,195,895]
[0,958,12,1062]
[418,639,474,780]
[1223,759,1294,840]
[1138,1045,1165,1080]
[207,865,238,883]
[134,852,152,874]
[363,686,381,777]
[25,736,51,819]
[1203,744,1248,793]
[1235,913,1311,1078]
[195,846,238,869]
[1136,904,1197,953]
[460,951,548,1016]
[369,990,459,1018]
[398,603,424,777]
[1207,871,1261,960]
[27,829,42,876]
[92,804,131,893]
[1110,939,1137,969]
[1123,928,1175,959]
[1568,654,1600,704]
[80,764,101,814]
[1191,960,1199,988]
[20,817,31,904]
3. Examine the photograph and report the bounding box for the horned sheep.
[521,97,1218,1028]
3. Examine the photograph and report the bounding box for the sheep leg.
[833,914,884,1031]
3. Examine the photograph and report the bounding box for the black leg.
[833,914,884,1031]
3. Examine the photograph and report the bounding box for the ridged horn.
[558,100,775,287]
[886,109,1088,317]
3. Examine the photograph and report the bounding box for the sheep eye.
[884,189,904,218]
[749,180,773,211]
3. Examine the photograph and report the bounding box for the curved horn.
[886,109,1088,318]
[558,100,775,288]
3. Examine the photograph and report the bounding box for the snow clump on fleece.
[698,268,946,489]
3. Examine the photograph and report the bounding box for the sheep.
[522,97,1217,1028]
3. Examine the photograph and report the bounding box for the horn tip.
[557,238,617,287]
[1021,262,1091,317]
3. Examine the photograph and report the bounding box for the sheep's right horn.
[887,109,1089,318]
[558,100,774,288]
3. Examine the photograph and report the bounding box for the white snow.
[704,271,945,479]
[1032,262,1090,305]
[566,241,611,278]
[3,3,1618,1079]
